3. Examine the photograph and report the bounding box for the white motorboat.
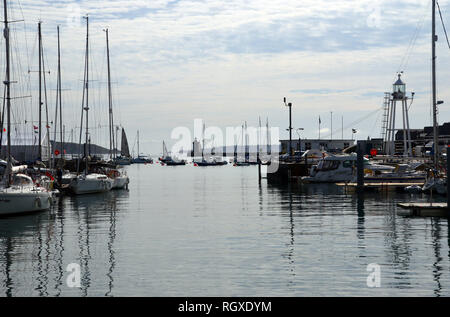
[302,154,395,183]
[0,174,52,216]
[69,173,113,195]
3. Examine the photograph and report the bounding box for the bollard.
[357,141,364,192]
[258,161,262,182]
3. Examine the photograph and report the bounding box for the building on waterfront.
[279,138,355,154]
[394,122,450,156]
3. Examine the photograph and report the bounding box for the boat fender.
[34,197,41,208]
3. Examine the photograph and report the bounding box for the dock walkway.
[397,202,449,217]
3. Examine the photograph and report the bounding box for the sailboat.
[114,128,132,165]
[194,123,227,166]
[422,0,446,195]
[0,0,52,215]
[69,16,113,195]
[103,28,129,189]
[234,123,249,166]
[131,130,153,164]
[159,140,185,165]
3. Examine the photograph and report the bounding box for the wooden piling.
[356,141,364,191]
[447,146,450,215]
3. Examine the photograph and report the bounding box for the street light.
[283,97,292,156]
[295,128,304,152]
[352,128,357,141]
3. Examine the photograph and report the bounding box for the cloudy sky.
[3,0,450,155]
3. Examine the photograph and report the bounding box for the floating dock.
[336,182,424,192]
[397,202,449,217]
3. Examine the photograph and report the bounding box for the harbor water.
[0,164,449,296]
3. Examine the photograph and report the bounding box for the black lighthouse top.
[392,74,406,100]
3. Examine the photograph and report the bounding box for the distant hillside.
[50,141,113,155]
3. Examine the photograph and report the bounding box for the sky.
[3,0,450,155]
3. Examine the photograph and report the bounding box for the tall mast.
[137,130,139,157]
[38,21,42,161]
[3,0,11,185]
[105,28,114,160]
[58,26,63,161]
[432,0,439,167]
[84,16,89,174]
[53,26,63,162]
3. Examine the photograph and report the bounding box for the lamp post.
[283,97,292,156]
[352,128,357,141]
[295,128,304,152]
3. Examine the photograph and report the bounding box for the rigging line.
[321,107,383,139]
[396,1,429,75]
[437,1,450,50]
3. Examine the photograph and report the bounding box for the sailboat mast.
[432,0,439,167]
[38,21,42,161]
[3,0,11,185]
[58,26,63,160]
[266,118,270,155]
[84,16,89,174]
[137,130,139,156]
[105,28,114,160]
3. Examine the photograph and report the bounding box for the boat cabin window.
[342,160,353,168]
[319,160,340,171]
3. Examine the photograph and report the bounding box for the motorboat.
[302,154,395,183]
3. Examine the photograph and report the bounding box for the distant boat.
[114,128,132,165]
[193,123,227,166]
[131,130,153,164]
[159,140,185,165]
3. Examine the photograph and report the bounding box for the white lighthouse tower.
[384,73,414,156]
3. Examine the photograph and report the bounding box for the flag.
[33,125,38,130]
[352,129,357,133]
[46,125,50,129]
[45,171,54,181]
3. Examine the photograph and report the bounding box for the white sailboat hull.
[70,174,114,195]
[0,188,52,216]
[112,175,129,189]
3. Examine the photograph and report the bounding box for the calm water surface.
[0,164,449,296]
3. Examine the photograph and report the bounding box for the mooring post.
[357,140,364,191]
[447,146,450,213]
[258,161,262,182]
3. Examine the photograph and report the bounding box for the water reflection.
[431,218,443,296]
[0,189,128,296]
